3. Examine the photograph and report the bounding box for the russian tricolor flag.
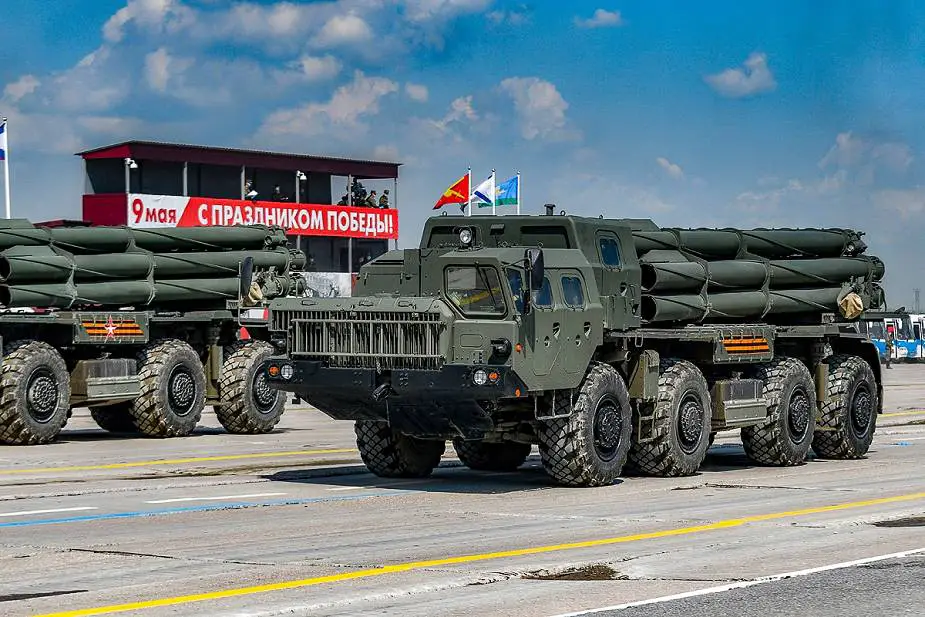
[0,120,6,161]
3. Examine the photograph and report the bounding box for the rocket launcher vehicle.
[631,225,885,324]
[0,219,304,310]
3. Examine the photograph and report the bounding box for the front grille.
[287,310,445,371]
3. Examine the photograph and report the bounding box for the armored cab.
[262,209,885,488]
[0,218,308,445]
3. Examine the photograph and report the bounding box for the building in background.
[76,141,400,295]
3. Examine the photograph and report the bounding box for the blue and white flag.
[470,171,495,208]
[0,120,7,161]
[496,174,519,206]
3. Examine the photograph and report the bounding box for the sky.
[1,0,924,306]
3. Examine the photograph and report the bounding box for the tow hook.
[371,382,394,402]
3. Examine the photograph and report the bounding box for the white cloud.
[735,179,804,212]
[312,11,374,48]
[144,47,193,93]
[487,7,530,26]
[401,0,492,23]
[103,0,195,43]
[656,156,684,179]
[295,55,343,81]
[818,131,913,186]
[499,76,573,140]
[872,188,925,219]
[405,83,429,102]
[3,75,40,103]
[50,47,130,112]
[574,9,624,29]
[259,71,399,138]
[705,52,777,98]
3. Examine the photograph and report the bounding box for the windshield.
[445,266,507,316]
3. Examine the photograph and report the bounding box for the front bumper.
[260,359,527,438]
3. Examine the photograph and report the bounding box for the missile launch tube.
[0,254,74,284]
[49,228,134,253]
[152,278,240,303]
[131,226,288,252]
[0,283,77,308]
[641,256,886,293]
[633,228,865,259]
[153,248,292,278]
[640,287,847,323]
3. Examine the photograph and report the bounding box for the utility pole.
[915,288,921,313]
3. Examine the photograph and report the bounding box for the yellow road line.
[34,490,925,617]
[882,410,925,418]
[0,449,357,475]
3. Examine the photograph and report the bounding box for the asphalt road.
[0,365,923,617]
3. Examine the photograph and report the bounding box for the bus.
[858,311,923,363]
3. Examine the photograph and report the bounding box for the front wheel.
[812,355,878,459]
[215,341,285,434]
[537,362,633,487]
[355,421,446,478]
[130,340,205,438]
[0,340,71,445]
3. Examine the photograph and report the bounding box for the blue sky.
[1,0,924,304]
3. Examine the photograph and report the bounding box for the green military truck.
[0,219,305,445]
[261,207,886,487]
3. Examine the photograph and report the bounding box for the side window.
[599,236,622,268]
[561,276,585,308]
[506,268,524,314]
[535,277,553,308]
[915,324,922,340]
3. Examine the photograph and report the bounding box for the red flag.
[433,174,469,210]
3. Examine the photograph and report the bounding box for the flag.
[0,120,7,161]
[471,172,495,208]
[433,173,469,210]
[496,174,519,206]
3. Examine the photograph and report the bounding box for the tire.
[452,438,532,471]
[627,359,712,477]
[537,362,633,487]
[90,403,139,434]
[741,357,817,466]
[215,340,285,434]
[0,340,71,445]
[130,339,205,438]
[354,420,446,478]
[812,355,878,459]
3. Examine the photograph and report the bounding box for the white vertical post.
[240,165,246,199]
[393,175,399,251]
[124,159,130,194]
[516,171,521,215]
[294,171,300,204]
[182,162,188,196]
[2,118,11,219]
[466,166,472,217]
[347,174,353,277]
[491,169,497,217]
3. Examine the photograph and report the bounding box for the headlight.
[472,369,488,386]
[280,364,294,380]
[268,365,280,377]
[459,228,473,246]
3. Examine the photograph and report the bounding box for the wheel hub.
[677,394,704,453]
[787,388,811,441]
[251,371,279,413]
[850,386,873,436]
[26,369,59,423]
[168,367,196,416]
[593,398,623,462]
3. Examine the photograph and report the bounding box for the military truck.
[260,207,886,487]
[0,219,305,445]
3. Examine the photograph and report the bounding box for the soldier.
[379,189,390,208]
[885,327,894,369]
[366,190,378,208]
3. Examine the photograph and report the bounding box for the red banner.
[127,194,398,240]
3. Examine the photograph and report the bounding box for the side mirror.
[526,248,544,290]
[240,256,255,300]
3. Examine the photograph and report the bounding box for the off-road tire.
[741,357,817,466]
[627,359,712,477]
[812,355,878,459]
[215,340,285,434]
[452,438,532,471]
[90,403,138,434]
[130,339,205,438]
[0,340,71,445]
[355,420,446,478]
[537,362,633,487]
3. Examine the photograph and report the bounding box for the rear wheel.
[741,357,817,466]
[453,438,532,471]
[355,421,446,478]
[90,403,138,434]
[537,362,632,487]
[812,355,878,459]
[0,340,70,445]
[130,339,205,438]
[215,341,285,434]
[627,359,712,477]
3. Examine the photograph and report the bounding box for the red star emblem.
[104,315,118,340]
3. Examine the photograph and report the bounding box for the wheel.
[354,420,446,478]
[452,438,532,471]
[90,403,138,434]
[130,339,205,438]
[537,362,633,487]
[627,358,712,477]
[0,340,71,445]
[812,355,878,459]
[215,341,285,434]
[741,357,817,466]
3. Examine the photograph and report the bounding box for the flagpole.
[2,118,10,219]
[466,166,472,217]
[516,171,521,215]
[491,169,496,216]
